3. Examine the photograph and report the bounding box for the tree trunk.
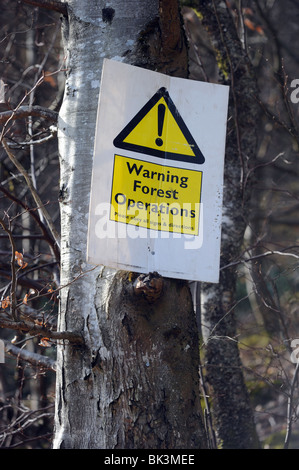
[53,0,207,449]
[197,0,260,448]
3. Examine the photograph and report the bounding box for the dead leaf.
[1,296,10,309]
[15,251,28,269]
[44,73,56,88]
[244,18,256,31]
[39,337,51,347]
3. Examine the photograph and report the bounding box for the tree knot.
[133,271,163,303]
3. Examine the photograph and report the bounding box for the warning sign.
[87,59,230,283]
[113,87,205,164]
[110,154,202,235]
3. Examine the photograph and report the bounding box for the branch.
[19,0,67,16]
[0,218,18,321]
[4,340,56,371]
[0,74,46,141]
[0,404,54,447]
[1,139,61,251]
[0,183,60,262]
[221,249,299,271]
[7,130,57,148]
[0,318,84,345]
[284,362,299,449]
[0,106,58,125]
[0,268,57,301]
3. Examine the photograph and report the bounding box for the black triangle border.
[113,87,205,165]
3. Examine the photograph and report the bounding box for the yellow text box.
[110,155,202,235]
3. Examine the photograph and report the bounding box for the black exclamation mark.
[155,103,166,147]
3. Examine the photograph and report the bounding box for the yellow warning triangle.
[113,87,205,164]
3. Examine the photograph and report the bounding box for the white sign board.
[87,59,229,282]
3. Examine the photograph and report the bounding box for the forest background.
[1,0,299,449]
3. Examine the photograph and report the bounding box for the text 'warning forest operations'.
[110,155,202,235]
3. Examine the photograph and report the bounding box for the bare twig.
[198,358,217,448]
[7,129,57,148]
[27,20,61,225]
[183,14,209,82]
[284,362,299,449]
[0,318,84,345]
[221,249,299,271]
[243,152,285,190]
[0,404,54,447]
[237,0,247,52]
[0,268,57,299]
[0,106,58,125]
[0,184,60,262]
[1,139,60,250]
[0,74,47,141]
[0,218,18,321]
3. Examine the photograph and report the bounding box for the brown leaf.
[244,18,256,31]
[39,337,51,347]
[15,251,28,269]
[1,296,10,309]
[44,73,57,88]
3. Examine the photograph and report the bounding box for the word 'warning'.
[110,154,202,235]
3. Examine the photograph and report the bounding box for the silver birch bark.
[53,0,207,449]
